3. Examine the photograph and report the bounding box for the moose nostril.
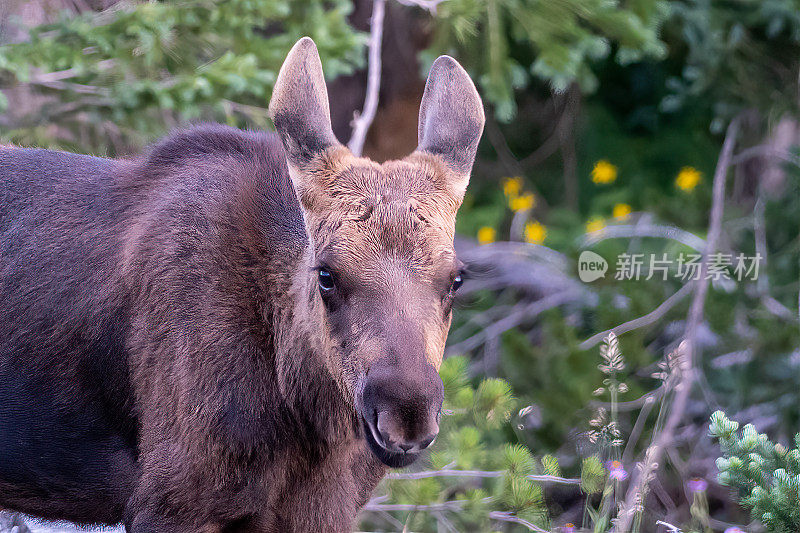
[418,434,436,450]
[396,433,437,454]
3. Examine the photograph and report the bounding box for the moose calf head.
[269,38,484,468]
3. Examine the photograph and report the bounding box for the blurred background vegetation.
[1,0,799,532]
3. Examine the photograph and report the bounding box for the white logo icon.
[578,251,608,282]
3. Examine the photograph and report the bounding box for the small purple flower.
[607,460,628,481]
[562,523,576,533]
[687,477,708,493]
[609,467,628,481]
[724,528,745,533]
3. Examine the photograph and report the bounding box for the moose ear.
[269,37,340,170]
[417,56,485,194]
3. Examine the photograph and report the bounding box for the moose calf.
[0,37,484,532]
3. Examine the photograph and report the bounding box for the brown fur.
[0,127,385,532]
[0,37,484,532]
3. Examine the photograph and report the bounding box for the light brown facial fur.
[270,37,484,468]
[299,148,460,369]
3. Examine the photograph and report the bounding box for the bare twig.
[484,115,550,214]
[458,240,570,270]
[656,519,682,533]
[592,385,665,412]
[450,302,513,341]
[731,145,800,167]
[27,59,116,83]
[651,477,677,513]
[385,468,581,485]
[364,501,466,512]
[583,221,706,251]
[434,511,459,533]
[623,394,657,466]
[509,206,532,240]
[579,283,695,350]
[489,511,550,533]
[447,291,577,354]
[685,118,741,364]
[753,185,798,321]
[484,113,524,176]
[221,100,269,120]
[753,187,769,296]
[348,0,385,157]
[762,295,797,320]
[558,85,580,209]
[394,0,444,13]
[614,117,741,532]
[30,80,107,95]
[519,94,572,168]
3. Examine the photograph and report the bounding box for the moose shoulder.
[0,37,484,532]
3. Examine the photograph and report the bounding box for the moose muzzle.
[359,357,444,468]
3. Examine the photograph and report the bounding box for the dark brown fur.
[0,38,484,532]
[0,126,385,531]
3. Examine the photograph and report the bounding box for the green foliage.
[0,0,365,153]
[474,378,514,429]
[541,453,561,477]
[363,356,618,532]
[580,455,605,495]
[710,411,800,532]
[423,0,669,120]
[364,356,550,531]
[2,2,799,530]
[423,0,800,125]
[664,0,800,126]
[364,344,639,532]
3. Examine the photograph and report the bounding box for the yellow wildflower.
[524,221,546,244]
[612,203,632,220]
[586,216,605,233]
[502,176,523,198]
[477,226,496,245]
[591,160,618,184]
[675,166,701,191]
[509,192,536,212]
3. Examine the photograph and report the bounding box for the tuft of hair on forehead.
[294,146,462,231]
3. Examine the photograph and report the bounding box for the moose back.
[0,38,484,532]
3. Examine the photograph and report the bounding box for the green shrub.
[710,411,800,533]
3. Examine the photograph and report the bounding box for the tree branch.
[27,59,116,83]
[613,117,741,532]
[446,291,577,354]
[489,511,550,533]
[579,282,695,351]
[394,0,445,13]
[347,0,385,157]
[582,221,707,251]
[385,468,581,485]
[731,145,800,167]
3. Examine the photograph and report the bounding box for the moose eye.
[451,273,464,292]
[318,268,335,292]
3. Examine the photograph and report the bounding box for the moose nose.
[375,410,439,454]
[360,356,444,465]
